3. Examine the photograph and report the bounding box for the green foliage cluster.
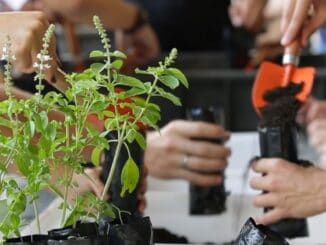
[0,16,187,239]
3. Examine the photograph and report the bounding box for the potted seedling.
[257,82,311,239]
[0,16,188,245]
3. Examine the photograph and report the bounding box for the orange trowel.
[252,40,315,114]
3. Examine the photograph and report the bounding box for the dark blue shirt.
[130,0,231,51]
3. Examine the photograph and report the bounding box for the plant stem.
[60,168,73,227]
[32,201,41,234]
[100,138,123,201]
[100,120,127,203]
[130,75,159,128]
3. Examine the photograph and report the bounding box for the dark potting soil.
[259,82,304,128]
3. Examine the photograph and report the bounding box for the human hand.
[229,0,268,32]
[250,158,326,225]
[256,18,282,47]
[144,120,231,186]
[297,99,326,125]
[68,167,106,203]
[137,165,148,215]
[115,24,160,71]
[0,12,58,83]
[281,0,326,46]
[307,118,326,155]
[71,165,148,213]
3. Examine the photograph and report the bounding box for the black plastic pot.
[186,106,228,215]
[100,214,153,245]
[5,235,49,245]
[101,132,143,215]
[235,218,289,245]
[258,126,309,238]
[47,222,107,245]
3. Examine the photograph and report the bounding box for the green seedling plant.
[0,15,188,240]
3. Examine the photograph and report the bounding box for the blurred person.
[229,0,268,33]
[248,1,326,225]
[0,0,160,69]
[0,11,106,202]
[114,1,235,187]
[281,0,326,46]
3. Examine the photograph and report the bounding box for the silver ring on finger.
[180,154,190,169]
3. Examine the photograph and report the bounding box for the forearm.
[42,0,138,30]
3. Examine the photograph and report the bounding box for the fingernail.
[281,35,288,46]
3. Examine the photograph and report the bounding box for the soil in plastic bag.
[187,106,228,215]
[101,132,143,215]
[47,222,106,245]
[100,214,153,245]
[5,235,49,245]
[258,82,310,238]
[234,218,289,245]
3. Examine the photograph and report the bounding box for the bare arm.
[41,0,138,30]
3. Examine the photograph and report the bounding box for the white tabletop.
[145,132,325,244]
[23,132,324,244]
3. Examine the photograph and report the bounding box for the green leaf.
[120,157,139,197]
[156,87,182,106]
[102,110,115,118]
[117,75,145,89]
[119,88,144,98]
[166,68,188,88]
[0,117,11,127]
[24,120,35,138]
[102,202,116,219]
[159,75,179,89]
[126,129,136,143]
[112,50,127,59]
[0,200,8,220]
[15,155,30,176]
[91,147,102,166]
[134,131,146,150]
[90,63,105,74]
[35,111,48,132]
[111,60,123,70]
[45,122,57,141]
[104,118,116,131]
[89,50,105,58]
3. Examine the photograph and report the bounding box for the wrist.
[124,7,149,34]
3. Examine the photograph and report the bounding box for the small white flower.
[1,54,8,61]
[2,47,7,53]
[33,62,39,68]
[36,53,52,62]
[43,55,52,61]
[11,55,16,61]
[44,64,51,69]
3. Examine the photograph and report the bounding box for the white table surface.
[24,132,324,244]
[145,132,325,244]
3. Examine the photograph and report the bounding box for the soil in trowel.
[259,82,304,128]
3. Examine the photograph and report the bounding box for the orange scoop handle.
[284,39,301,58]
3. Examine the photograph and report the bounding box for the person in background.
[121,0,281,187]
[0,11,107,202]
[115,1,235,186]
[0,0,160,72]
[250,0,326,225]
